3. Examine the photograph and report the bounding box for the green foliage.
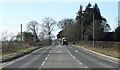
[114,26,120,41]
[57,3,111,41]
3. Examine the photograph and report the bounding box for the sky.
[0,2,119,39]
[118,1,120,26]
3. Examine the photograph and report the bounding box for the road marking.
[45,57,48,61]
[72,56,76,59]
[41,61,45,66]
[75,45,119,60]
[59,51,61,53]
[57,51,61,53]
[84,66,88,68]
[70,53,72,56]
[77,60,82,64]
[65,47,88,68]
[75,50,78,52]
[1,47,45,68]
[75,46,118,64]
[41,47,52,67]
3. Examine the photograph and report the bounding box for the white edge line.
[73,45,119,64]
[74,45,119,60]
[72,56,76,59]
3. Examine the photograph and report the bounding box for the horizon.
[0,2,118,39]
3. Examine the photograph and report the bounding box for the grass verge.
[74,44,119,59]
[1,46,41,62]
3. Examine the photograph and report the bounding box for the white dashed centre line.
[65,47,88,68]
[45,57,48,61]
[84,66,88,68]
[41,61,45,66]
[41,47,53,67]
[59,51,61,53]
[75,50,79,53]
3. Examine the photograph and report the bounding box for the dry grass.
[75,44,119,59]
[2,47,39,61]
[1,41,41,62]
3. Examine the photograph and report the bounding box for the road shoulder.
[72,45,119,61]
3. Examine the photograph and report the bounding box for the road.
[1,45,119,70]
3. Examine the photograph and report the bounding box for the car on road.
[62,37,68,45]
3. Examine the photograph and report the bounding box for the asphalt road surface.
[1,45,119,70]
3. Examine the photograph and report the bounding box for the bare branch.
[41,17,56,43]
[27,21,39,41]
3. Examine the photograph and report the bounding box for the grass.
[1,47,40,62]
[75,44,119,59]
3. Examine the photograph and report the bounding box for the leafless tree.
[39,28,47,41]
[1,31,8,47]
[27,21,39,41]
[1,31,8,41]
[42,17,56,44]
[9,33,16,41]
[15,32,21,41]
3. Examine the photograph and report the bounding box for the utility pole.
[21,24,22,46]
[93,13,94,47]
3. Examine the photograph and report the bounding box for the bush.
[114,26,120,41]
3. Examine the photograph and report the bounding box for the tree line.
[1,3,120,45]
[57,3,120,42]
[22,17,56,45]
[1,17,56,46]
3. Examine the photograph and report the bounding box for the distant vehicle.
[62,37,68,45]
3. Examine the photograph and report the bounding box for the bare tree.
[15,32,21,41]
[42,17,56,44]
[1,31,8,48]
[39,28,47,41]
[27,21,39,41]
[9,33,16,41]
[39,32,45,41]
[1,31,8,41]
